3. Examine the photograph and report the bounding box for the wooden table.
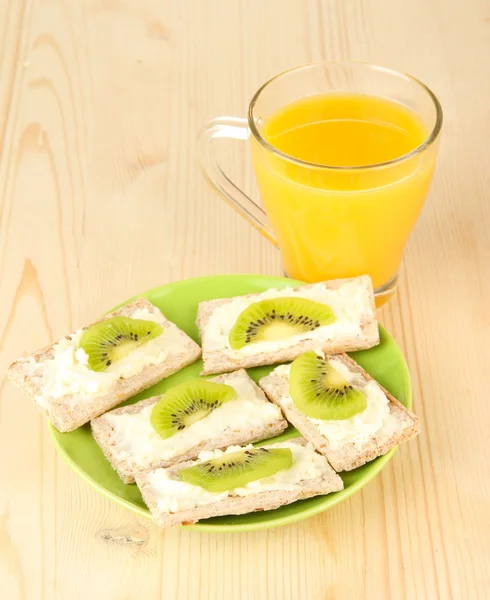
[1,1,489,598]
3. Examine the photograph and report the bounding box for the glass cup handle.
[196,117,278,247]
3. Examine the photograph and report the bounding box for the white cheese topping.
[24,307,188,406]
[147,441,333,514]
[104,374,283,467]
[277,358,397,450]
[203,279,373,358]
[149,473,228,513]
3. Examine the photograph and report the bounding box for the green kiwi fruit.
[79,316,163,372]
[289,351,367,420]
[179,447,293,492]
[228,297,336,350]
[150,379,237,439]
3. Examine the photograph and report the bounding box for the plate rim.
[48,273,412,532]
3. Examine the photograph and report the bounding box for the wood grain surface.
[1,1,489,598]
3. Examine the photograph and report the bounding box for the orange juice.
[250,93,437,290]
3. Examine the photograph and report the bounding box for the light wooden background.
[1,0,489,598]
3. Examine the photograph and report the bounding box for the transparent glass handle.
[196,117,278,247]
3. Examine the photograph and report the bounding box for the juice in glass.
[251,93,436,289]
[197,62,442,300]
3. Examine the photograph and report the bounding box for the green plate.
[49,274,411,532]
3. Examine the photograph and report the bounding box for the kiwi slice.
[228,297,336,350]
[179,447,293,492]
[79,316,163,372]
[150,379,237,439]
[289,351,367,420]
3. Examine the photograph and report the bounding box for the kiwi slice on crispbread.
[79,316,163,372]
[228,297,335,350]
[289,351,367,420]
[150,379,237,439]
[179,447,293,492]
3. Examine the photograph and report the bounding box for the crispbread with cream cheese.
[135,439,344,528]
[258,354,419,472]
[8,298,201,432]
[197,276,379,375]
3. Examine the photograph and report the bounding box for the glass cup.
[197,61,442,303]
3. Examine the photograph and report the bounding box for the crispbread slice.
[135,439,344,528]
[197,276,379,375]
[91,369,288,484]
[258,354,419,472]
[8,298,201,433]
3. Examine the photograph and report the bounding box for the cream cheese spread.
[147,441,332,514]
[276,358,397,450]
[203,279,373,358]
